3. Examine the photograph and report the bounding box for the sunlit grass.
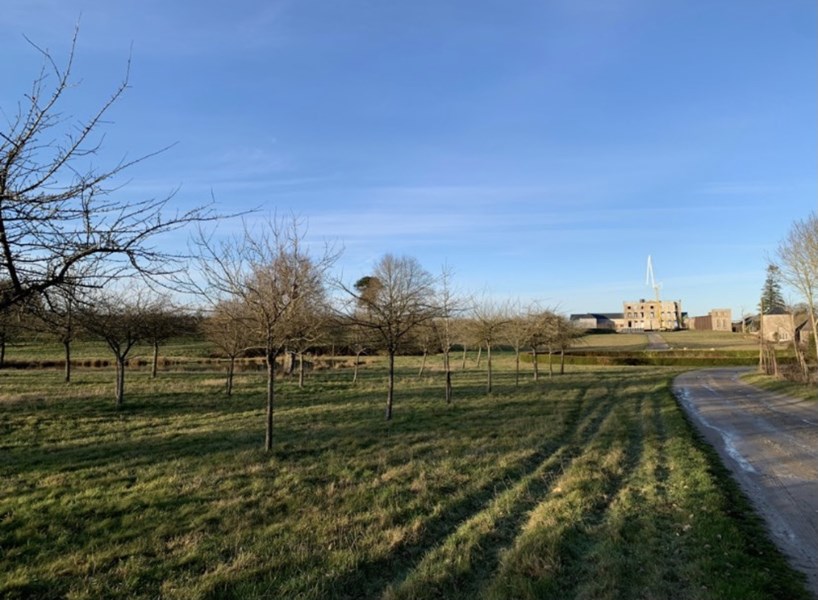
[4,337,213,363]
[659,330,760,351]
[742,371,817,403]
[575,333,648,351]
[0,351,809,599]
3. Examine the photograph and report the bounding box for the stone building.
[689,308,732,332]
[622,299,682,331]
[761,309,795,342]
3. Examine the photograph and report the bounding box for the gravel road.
[673,368,818,597]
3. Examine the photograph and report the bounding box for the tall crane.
[646,255,661,301]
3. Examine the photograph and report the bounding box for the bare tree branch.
[0,28,220,311]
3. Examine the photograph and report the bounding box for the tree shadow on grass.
[206,380,624,599]
[2,427,265,477]
[375,383,630,599]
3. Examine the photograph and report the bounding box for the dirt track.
[673,369,818,597]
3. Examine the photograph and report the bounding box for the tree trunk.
[461,345,468,371]
[770,345,778,377]
[560,349,566,375]
[63,339,72,383]
[532,348,539,381]
[793,336,809,383]
[284,349,296,376]
[808,304,818,383]
[115,356,126,409]
[151,341,159,378]
[0,335,5,369]
[386,350,395,420]
[64,306,73,382]
[760,343,778,377]
[418,350,427,377]
[548,350,554,377]
[443,350,452,403]
[265,351,276,451]
[514,349,520,386]
[476,345,483,369]
[226,356,235,396]
[298,352,305,388]
[353,350,362,383]
[486,344,493,394]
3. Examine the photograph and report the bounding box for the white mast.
[646,255,661,301]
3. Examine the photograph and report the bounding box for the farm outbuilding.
[569,313,623,332]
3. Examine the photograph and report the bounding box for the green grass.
[742,371,818,403]
[658,331,761,351]
[566,331,771,368]
[547,331,761,353]
[0,349,810,599]
[575,333,648,351]
[4,337,214,363]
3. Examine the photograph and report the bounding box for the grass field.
[573,333,648,351]
[575,331,761,353]
[0,351,810,599]
[657,331,760,351]
[4,338,213,363]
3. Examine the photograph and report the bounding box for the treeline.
[0,213,581,454]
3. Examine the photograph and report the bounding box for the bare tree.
[471,297,511,394]
[434,265,464,402]
[777,214,818,374]
[78,290,150,408]
[503,301,529,386]
[288,295,331,388]
[339,254,437,420]
[550,312,580,375]
[343,321,374,384]
[451,318,473,371]
[34,285,82,382]
[142,294,193,379]
[523,306,553,381]
[0,29,217,313]
[193,216,337,451]
[0,302,25,368]
[202,299,252,397]
[413,320,439,378]
[540,311,569,377]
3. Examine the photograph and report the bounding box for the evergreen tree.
[759,264,786,313]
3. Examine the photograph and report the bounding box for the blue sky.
[2,1,815,317]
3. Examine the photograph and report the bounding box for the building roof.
[570,313,624,320]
